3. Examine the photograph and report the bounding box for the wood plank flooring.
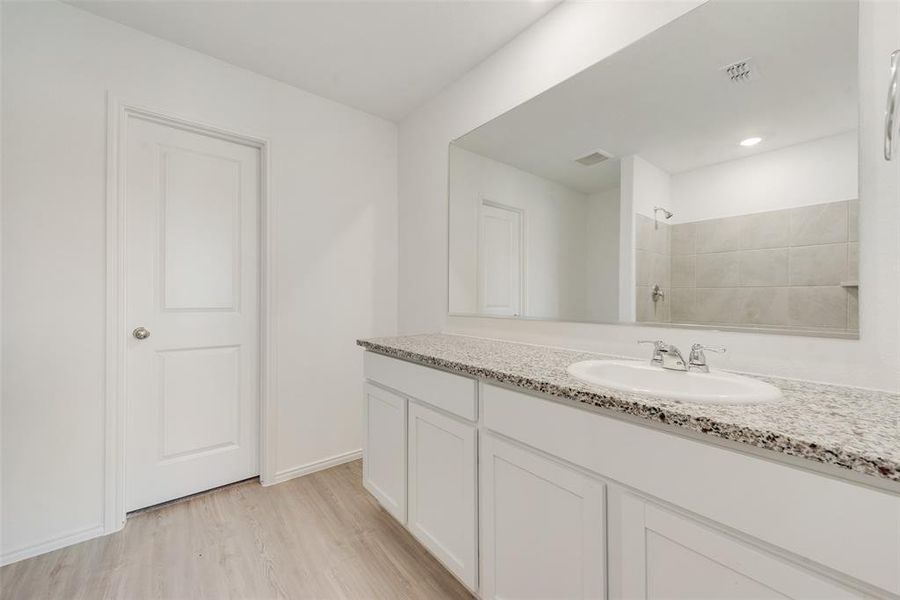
[0,460,474,600]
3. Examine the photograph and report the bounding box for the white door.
[363,383,407,523]
[480,433,606,600]
[407,402,477,590]
[478,201,522,316]
[124,116,260,512]
[618,494,863,599]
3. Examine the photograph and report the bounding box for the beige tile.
[654,288,671,322]
[651,252,671,288]
[848,199,859,243]
[635,214,654,251]
[848,242,859,282]
[696,252,740,287]
[670,223,696,255]
[671,255,695,287]
[848,288,859,331]
[636,286,652,322]
[739,249,788,286]
[693,287,742,324]
[635,250,651,286]
[695,217,742,253]
[670,287,696,323]
[790,201,848,246]
[740,287,790,326]
[789,243,848,285]
[738,210,791,250]
[650,221,672,254]
[636,286,669,323]
[788,287,848,329]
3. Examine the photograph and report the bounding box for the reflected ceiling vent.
[722,57,759,82]
[575,150,612,166]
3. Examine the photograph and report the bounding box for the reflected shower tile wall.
[848,243,859,281]
[663,199,859,334]
[694,218,741,253]
[738,209,791,250]
[635,214,671,323]
[789,244,849,285]
[670,255,695,287]
[695,252,740,287]
[739,249,789,286]
[670,222,696,255]
[848,200,859,243]
[789,201,849,246]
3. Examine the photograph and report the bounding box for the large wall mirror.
[448,0,859,338]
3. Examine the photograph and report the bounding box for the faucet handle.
[688,344,726,373]
[638,340,666,365]
[691,343,726,354]
[638,339,665,348]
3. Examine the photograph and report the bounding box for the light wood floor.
[0,460,473,600]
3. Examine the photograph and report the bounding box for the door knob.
[132,327,151,340]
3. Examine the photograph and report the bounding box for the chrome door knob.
[132,327,151,340]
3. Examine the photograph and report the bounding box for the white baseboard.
[2,452,364,564]
[1,524,105,567]
[267,449,362,486]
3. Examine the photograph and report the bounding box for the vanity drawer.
[482,383,900,595]
[364,352,477,421]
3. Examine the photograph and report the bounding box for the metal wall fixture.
[653,206,673,229]
[885,49,900,161]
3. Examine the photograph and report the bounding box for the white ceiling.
[455,0,858,194]
[66,0,560,122]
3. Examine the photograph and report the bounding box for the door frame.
[103,95,276,533]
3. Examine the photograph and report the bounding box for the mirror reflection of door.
[478,200,523,316]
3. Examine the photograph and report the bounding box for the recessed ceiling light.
[740,136,762,147]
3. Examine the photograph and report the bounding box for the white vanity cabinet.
[362,352,900,599]
[482,382,900,599]
[407,402,477,589]
[363,351,479,591]
[480,433,606,600]
[362,383,407,523]
[617,494,865,599]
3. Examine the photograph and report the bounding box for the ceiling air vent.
[575,150,612,166]
[722,57,759,83]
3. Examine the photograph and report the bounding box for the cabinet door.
[363,383,406,522]
[619,494,865,599]
[481,433,606,600]
[407,402,477,590]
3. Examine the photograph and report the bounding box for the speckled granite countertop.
[358,334,900,485]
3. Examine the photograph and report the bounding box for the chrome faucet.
[638,340,687,371]
[687,343,727,373]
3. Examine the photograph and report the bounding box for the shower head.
[654,206,674,220]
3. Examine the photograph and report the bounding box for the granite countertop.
[357,333,900,485]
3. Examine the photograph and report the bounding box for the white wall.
[1,1,397,563]
[671,131,858,223]
[448,145,588,320]
[397,0,900,392]
[619,155,672,319]
[585,187,620,322]
[628,155,673,219]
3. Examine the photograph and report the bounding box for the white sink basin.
[566,359,782,404]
